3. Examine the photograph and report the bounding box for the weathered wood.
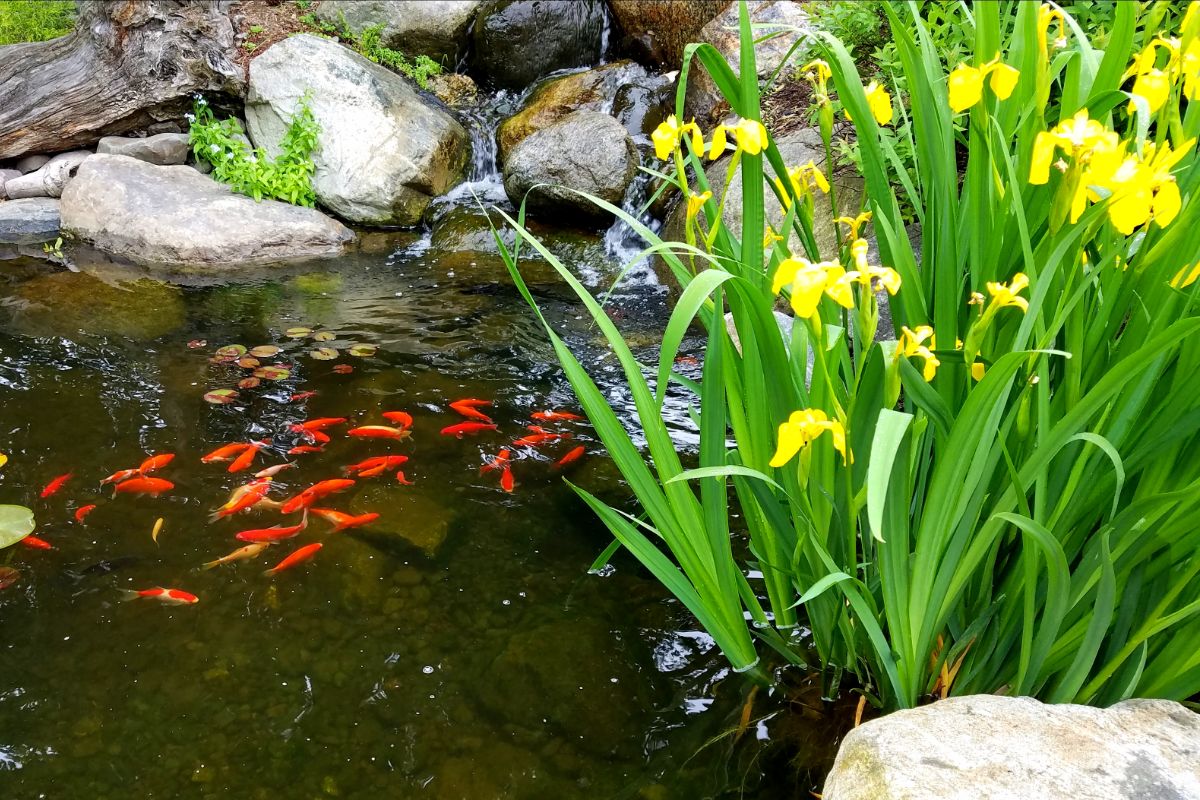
[0,1,245,160]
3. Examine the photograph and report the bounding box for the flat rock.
[610,0,731,67]
[15,154,49,174]
[823,695,1200,800]
[0,168,22,199]
[245,34,470,226]
[97,133,190,166]
[472,0,607,90]
[4,151,90,199]
[313,0,482,63]
[0,198,61,244]
[60,154,353,269]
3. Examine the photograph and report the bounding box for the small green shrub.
[0,0,74,45]
[295,13,443,90]
[187,95,320,207]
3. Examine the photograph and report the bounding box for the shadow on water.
[0,238,848,798]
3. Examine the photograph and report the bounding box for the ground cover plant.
[0,0,74,46]
[297,12,443,89]
[499,0,1200,712]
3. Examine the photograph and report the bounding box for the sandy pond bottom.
[0,242,841,798]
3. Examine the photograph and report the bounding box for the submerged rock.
[471,0,607,90]
[60,154,353,269]
[351,487,452,557]
[610,0,731,67]
[313,0,482,63]
[823,695,1200,800]
[97,133,190,166]
[502,111,638,224]
[13,272,186,340]
[245,34,471,226]
[0,198,61,244]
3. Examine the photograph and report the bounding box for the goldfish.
[20,535,52,550]
[119,587,198,605]
[395,471,415,485]
[280,479,355,514]
[74,504,97,523]
[201,443,252,463]
[235,515,308,543]
[347,425,410,440]
[440,422,497,438]
[381,411,413,429]
[500,466,514,493]
[310,508,379,531]
[332,364,354,374]
[344,455,409,477]
[114,477,174,497]
[289,391,318,401]
[100,468,140,485]
[151,517,164,544]
[254,463,295,479]
[288,445,325,455]
[41,472,72,498]
[289,417,346,433]
[531,410,583,422]
[480,449,511,475]
[449,400,493,423]
[138,453,175,474]
[452,398,491,408]
[304,430,332,444]
[512,433,568,448]
[201,542,270,569]
[227,442,264,474]
[211,478,272,520]
[264,542,322,576]
[554,446,586,469]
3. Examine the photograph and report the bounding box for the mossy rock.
[13,271,186,340]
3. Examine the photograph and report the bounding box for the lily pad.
[187,339,207,349]
[0,566,18,589]
[237,356,261,369]
[312,331,337,342]
[309,347,338,361]
[348,344,377,357]
[0,505,36,549]
[238,377,262,389]
[332,364,354,374]
[204,389,240,405]
[215,344,247,359]
[285,327,313,339]
[249,345,281,358]
[254,366,292,381]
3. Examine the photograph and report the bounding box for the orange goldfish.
[138,453,175,474]
[289,417,346,433]
[531,410,582,422]
[211,478,272,520]
[264,542,322,576]
[202,443,252,463]
[554,446,586,469]
[347,425,410,440]
[310,508,379,531]
[304,430,331,444]
[254,463,295,479]
[288,445,325,455]
[289,391,318,401]
[100,468,140,485]
[449,400,493,423]
[74,504,97,523]
[452,398,491,408]
[41,472,72,498]
[114,477,174,497]
[381,411,413,429]
[512,432,568,448]
[395,471,415,485]
[21,535,52,550]
[440,422,497,438]
[201,542,270,569]
[235,515,308,543]
[227,442,265,474]
[280,479,355,514]
[120,587,198,605]
[480,449,511,475]
[500,466,514,493]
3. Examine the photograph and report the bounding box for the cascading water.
[601,152,665,289]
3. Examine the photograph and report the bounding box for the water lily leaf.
[348,344,377,357]
[254,366,291,381]
[285,327,312,339]
[0,565,19,589]
[332,364,354,374]
[215,344,247,358]
[187,339,207,349]
[237,356,261,369]
[249,345,281,357]
[312,331,336,342]
[309,347,338,360]
[0,505,36,549]
[204,389,239,404]
[238,377,262,389]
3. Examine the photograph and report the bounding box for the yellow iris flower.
[1029,110,1118,186]
[772,257,845,317]
[708,118,769,160]
[835,211,873,242]
[769,408,849,467]
[1171,263,1200,289]
[971,362,986,381]
[897,325,940,381]
[1090,139,1193,235]
[651,115,703,161]
[985,272,1030,313]
[763,226,783,249]
[1037,4,1066,57]
[863,81,893,125]
[947,56,1020,113]
[848,238,902,295]
[685,190,712,222]
[773,160,830,207]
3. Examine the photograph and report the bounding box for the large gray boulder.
[502,110,638,224]
[97,133,190,166]
[823,696,1200,800]
[472,0,607,90]
[0,198,61,244]
[313,0,482,63]
[245,34,470,226]
[60,154,353,269]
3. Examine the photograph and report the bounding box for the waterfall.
[601,152,664,289]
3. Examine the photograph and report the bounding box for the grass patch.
[0,0,75,45]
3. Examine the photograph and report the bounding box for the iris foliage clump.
[498,0,1200,712]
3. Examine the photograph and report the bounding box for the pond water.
[0,236,844,797]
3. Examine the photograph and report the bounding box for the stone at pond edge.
[0,168,21,200]
[822,695,1200,800]
[97,133,190,166]
[245,34,470,227]
[471,0,607,90]
[313,0,482,63]
[60,154,353,269]
[0,198,61,245]
[609,0,732,67]
[502,111,638,224]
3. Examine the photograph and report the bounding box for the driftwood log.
[0,0,245,160]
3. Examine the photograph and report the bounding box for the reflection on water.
[0,240,836,798]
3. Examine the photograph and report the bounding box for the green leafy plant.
[295,13,444,90]
[0,0,74,45]
[498,0,1200,713]
[187,95,319,207]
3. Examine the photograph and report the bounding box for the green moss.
[0,0,74,45]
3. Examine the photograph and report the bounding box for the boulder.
[313,0,482,64]
[687,0,813,125]
[609,0,731,67]
[503,111,638,223]
[245,34,470,226]
[60,154,354,269]
[96,133,190,166]
[472,0,607,90]
[497,60,668,162]
[426,72,478,108]
[823,695,1200,800]
[0,168,21,199]
[0,198,61,244]
[15,154,49,174]
[4,151,91,199]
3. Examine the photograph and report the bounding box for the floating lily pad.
[312,331,336,342]
[0,505,36,549]
[285,327,313,339]
[204,389,240,405]
[238,377,262,389]
[254,366,291,381]
[332,364,354,374]
[249,345,281,358]
[215,344,247,359]
[309,347,338,360]
[187,339,207,349]
[0,566,18,590]
[237,356,261,369]
[348,344,377,357]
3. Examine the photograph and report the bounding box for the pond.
[0,237,847,798]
